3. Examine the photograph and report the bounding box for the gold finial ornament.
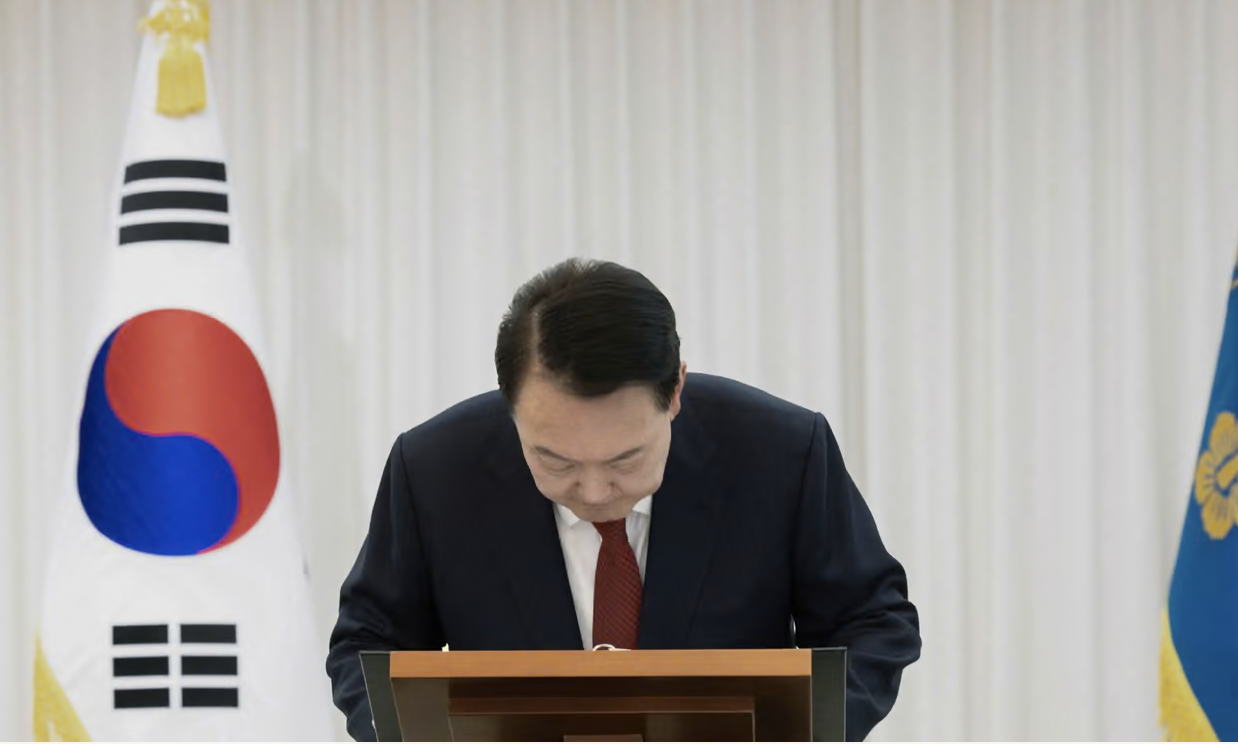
[139,0,212,117]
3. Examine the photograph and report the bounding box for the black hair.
[495,258,681,411]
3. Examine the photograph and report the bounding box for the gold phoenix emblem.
[1195,411,1238,540]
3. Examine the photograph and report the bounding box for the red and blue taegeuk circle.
[77,309,280,555]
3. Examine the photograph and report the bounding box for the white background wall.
[4,0,1238,740]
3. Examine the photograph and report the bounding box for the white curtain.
[3,0,1237,740]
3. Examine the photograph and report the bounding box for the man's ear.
[669,363,687,419]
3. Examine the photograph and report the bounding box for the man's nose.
[577,472,611,505]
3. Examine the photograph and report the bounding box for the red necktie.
[591,519,642,649]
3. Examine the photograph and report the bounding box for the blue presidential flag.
[1161,254,1238,741]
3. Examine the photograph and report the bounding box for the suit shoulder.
[396,390,510,462]
[683,373,820,442]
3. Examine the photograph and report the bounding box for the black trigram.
[118,159,230,246]
[111,623,239,709]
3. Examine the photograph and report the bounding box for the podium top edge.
[388,648,815,679]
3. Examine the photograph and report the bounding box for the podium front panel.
[377,648,845,742]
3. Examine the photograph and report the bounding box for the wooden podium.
[360,648,846,742]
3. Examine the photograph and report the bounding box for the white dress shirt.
[553,496,652,649]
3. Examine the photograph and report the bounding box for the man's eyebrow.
[533,446,575,463]
[532,446,643,464]
[606,447,643,464]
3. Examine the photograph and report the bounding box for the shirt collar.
[555,495,652,529]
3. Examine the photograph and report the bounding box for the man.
[326,258,921,741]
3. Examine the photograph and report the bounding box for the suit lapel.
[638,400,719,649]
[483,419,583,650]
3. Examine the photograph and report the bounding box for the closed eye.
[610,457,641,472]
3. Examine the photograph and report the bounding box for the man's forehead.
[515,365,661,412]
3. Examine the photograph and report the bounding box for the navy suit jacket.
[326,373,920,741]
